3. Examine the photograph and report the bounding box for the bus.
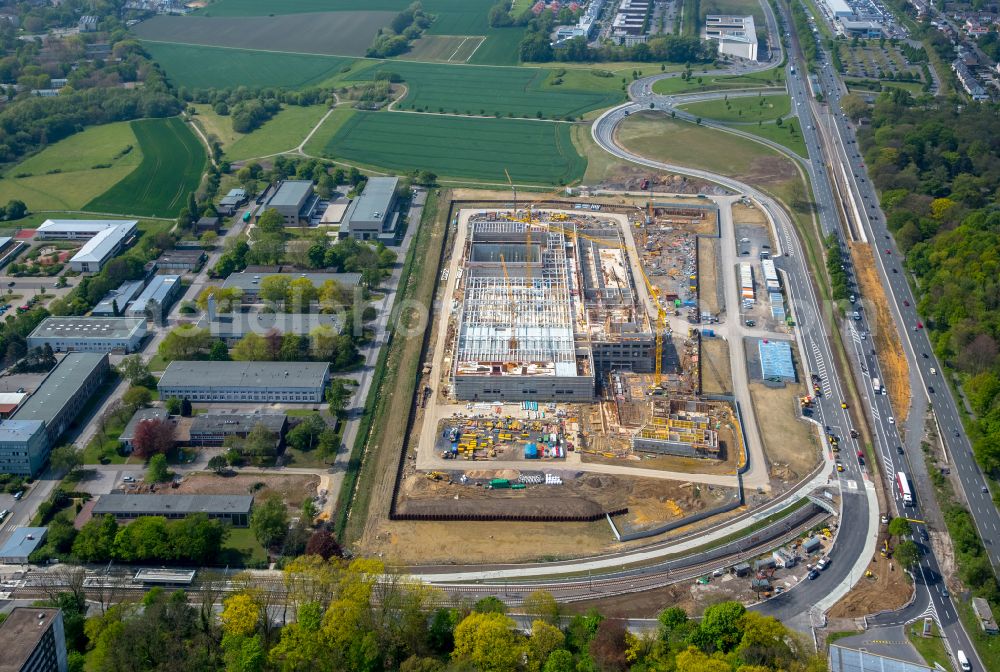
[897,471,914,506]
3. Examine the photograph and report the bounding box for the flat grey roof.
[70,222,136,264]
[191,412,287,435]
[93,279,146,314]
[128,275,181,314]
[267,180,313,208]
[347,176,398,224]
[158,360,330,390]
[0,419,45,443]
[29,316,145,340]
[13,353,106,426]
[219,188,248,206]
[93,494,254,516]
[37,219,137,235]
[158,249,205,262]
[0,527,47,560]
[221,271,361,292]
[198,311,341,339]
[0,608,61,668]
[119,407,170,442]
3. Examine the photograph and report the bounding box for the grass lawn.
[142,41,355,90]
[700,0,764,23]
[679,93,792,123]
[0,122,142,212]
[734,120,809,158]
[220,525,268,567]
[194,104,330,162]
[86,117,206,218]
[345,60,623,120]
[652,66,786,95]
[905,621,950,670]
[467,26,526,66]
[302,108,357,157]
[82,419,130,465]
[958,600,1000,672]
[319,111,586,184]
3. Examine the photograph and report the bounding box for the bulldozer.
[426,471,450,482]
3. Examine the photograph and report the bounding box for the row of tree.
[368,2,434,58]
[72,513,226,565]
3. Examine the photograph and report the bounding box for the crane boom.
[499,253,518,352]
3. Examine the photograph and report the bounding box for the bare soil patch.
[732,202,768,227]
[700,337,732,395]
[850,242,910,424]
[749,381,821,482]
[827,535,913,618]
[698,236,721,315]
[173,472,319,512]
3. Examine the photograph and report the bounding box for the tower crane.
[499,253,518,352]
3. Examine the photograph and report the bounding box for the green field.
[0,122,143,211]
[347,60,623,119]
[194,104,330,161]
[700,0,765,23]
[679,94,792,123]
[734,120,809,158]
[86,117,206,217]
[302,108,358,156]
[142,42,354,89]
[319,111,585,184]
[652,67,786,94]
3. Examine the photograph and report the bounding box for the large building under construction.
[451,212,674,402]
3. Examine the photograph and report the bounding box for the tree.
[305,528,343,559]
[231,333,268,361]
[4,199,26,220]
[49,444,81,474]
[117,355,153,387]
[181,398,192,417]
[132,419,175,458]
[522,590,559,625]
[122,385,152,411]
[888,517,911,538]
[895,539,921,568]
[244,423,278,462]
[158,325,213,361]
[528,620,565,671]
[287,414,327,452]
[698,601,746,653]
[221,592,262,638]
[259,275,291,305]
[250,497,289,550]
[255,208,285,235]
[210,339,230,361]
[146,453,170,483]
[287,277,317,312]
[474,596,507,614]
[200,230,219,249]
[589,619,628,672]
[326,378,353,415]
[452,612,526,672]
[542,649,574,672]
[72,514,118,563]
[208,455,228,474]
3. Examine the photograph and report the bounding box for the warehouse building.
[13,353,110,446]
[221,271,361,302]
[340,177,401,241]
[92,279,146,316]
[0,420,48,476]
[0,528,49,565]
[93,494,254,527]
[158,361,330,403]
[260,180,319,226]
[218,188,249,216]
[823,0,854,18]
[27,317,146,354]
[705,15,759,60]
[67,221,138,273]
[156,249,205,272]
[125,275,182,322]
[189,411,287,446]
[198,302,342,345]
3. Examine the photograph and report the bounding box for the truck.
[872,378,882,394]
[896,471,914,506]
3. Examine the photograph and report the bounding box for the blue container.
[525,443,538,459]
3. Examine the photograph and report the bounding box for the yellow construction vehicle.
[426,471,450,481]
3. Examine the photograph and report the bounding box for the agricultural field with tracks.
[141,42,354,89]
[318,111,585,184]
[133,11,392,58]
[0,122,142,211]
[348,60,624,119]
[86,117,206,217]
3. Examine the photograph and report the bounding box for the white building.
[823,0,855,19]
[36,219,137,240]
[38,220,138,273]
[705,15,759,60]
[157,361,331,403]
[27,317,147,353]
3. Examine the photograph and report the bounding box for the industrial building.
[189,411,287,446]
[0,607,68,671]
[259,180,319,226]
[218,188,249,216]
[452,214,672,402]
[198,303,342,345]
[632,399,721,458]
[705,15,759,60]
[125,275,182,322]
[0,420,48,475]
[27,317,147,354]
[12,353,110,447]
[758,339,796,381]
[92,279,146,316]
[0,528,48,565]
[823,0,855,19]
[65,221,138,273]
[156,249,205,271]
[92,494,254,527]
[158,361,331,403]
[340,177,401,241]
[221,271,361,302]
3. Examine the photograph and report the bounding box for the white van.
[957,649,971,671]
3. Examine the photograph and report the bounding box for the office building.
[221,271,361,302]
[13,353,110,446]
[705,15,759,60]
[0,607,68,671]
[0,420,48,476]
[92,494,254,527]
[260,180,319,226]
[340,177,400,241]
[158,361,330,403]
[198,308,342,345]
[125,275,183,322]
[92,279,146,316]
[156,249,205,271]
[67,222,138,273]
[189,411,287,446]
[27,317,146,354]
[118,408,171,452]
